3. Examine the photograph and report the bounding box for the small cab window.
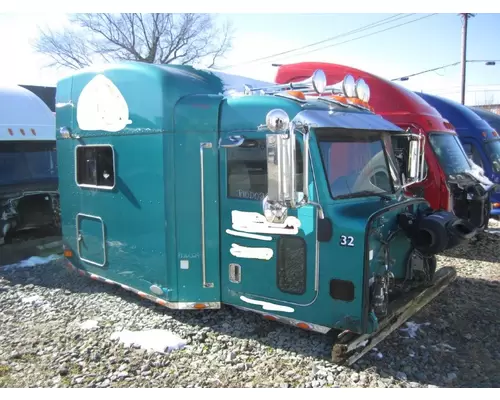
[226,138,303,201]
[76,145,115,188]
[462,143,484,169]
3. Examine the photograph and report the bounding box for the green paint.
[56,61,436,336]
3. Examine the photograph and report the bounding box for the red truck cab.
[275,62,491,230]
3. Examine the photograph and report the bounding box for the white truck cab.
[0,85,59,244]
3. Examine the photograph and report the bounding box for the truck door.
[174,132,221,304]
[219,131,319,314]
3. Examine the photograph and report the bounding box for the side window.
[226,138,303,200]
[76,145,115,189]
[462,143,473,158]
[463,143,483,169]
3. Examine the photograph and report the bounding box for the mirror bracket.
[219,135,246,148]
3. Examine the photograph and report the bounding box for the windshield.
[485,140,500,173]
[317,129,396,199]
[428,133,472,176]
[0,141,58,186]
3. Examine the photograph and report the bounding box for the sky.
[0,10,499,106]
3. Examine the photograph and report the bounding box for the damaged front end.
[332,201,472,365]
[0,187,61,245]
[447,170,495,231]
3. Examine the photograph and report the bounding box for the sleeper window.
[76,145,115,188]
[462,143,484,169]
[226,138,303,201]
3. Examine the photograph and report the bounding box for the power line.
[218,13,413,70]
[267,13,438,64]
[391,62,461,81]
[391,59,500,81]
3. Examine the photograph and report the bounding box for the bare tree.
[33,13,234,70]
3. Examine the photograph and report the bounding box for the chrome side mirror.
[263,109,296,223]
[402,133,426,188]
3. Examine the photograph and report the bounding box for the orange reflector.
[444,121,454,130]
[64,250,73,257]
[8,128,13,135]
[138,292,147,298]
[482,132,487,138]
[347,98,371,109]
[286,90,306,100]
[194,303,206,309]
[330,95,348,104]
[492,203,500,208]
[156,299,167,306]
[263,315,277,321]
[493,131,498,137]
[296,322,311,330]
[90,274,99,280]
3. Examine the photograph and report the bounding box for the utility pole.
[460,13,475,105]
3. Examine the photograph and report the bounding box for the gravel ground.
[1,221,499,388]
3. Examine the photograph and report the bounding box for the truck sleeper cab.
[463,106,500,217]
[274,62,492,232]
[414,93,499,219]
[57,62,469,364]
[0,85,60,245]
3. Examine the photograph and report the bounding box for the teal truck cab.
[56,62,471,364]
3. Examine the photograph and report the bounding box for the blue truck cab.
[467,106,500,217]
[415,92,499,218]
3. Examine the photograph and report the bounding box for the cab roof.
[59,61,403,136]
[415,92,493,132]
[468,106,500,133]
[0,85,55,141]
[275,61,444,119]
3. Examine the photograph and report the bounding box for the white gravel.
[1,221,499,388]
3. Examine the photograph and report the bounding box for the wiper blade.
[356,190,392,201]
[335,190,392,201]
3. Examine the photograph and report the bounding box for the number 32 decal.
[339,235,354,247]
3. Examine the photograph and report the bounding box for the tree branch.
[33,13,234,70]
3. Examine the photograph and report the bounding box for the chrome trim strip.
[232,304,331,334]
[66,261,221,309]
[200,142,214,288]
